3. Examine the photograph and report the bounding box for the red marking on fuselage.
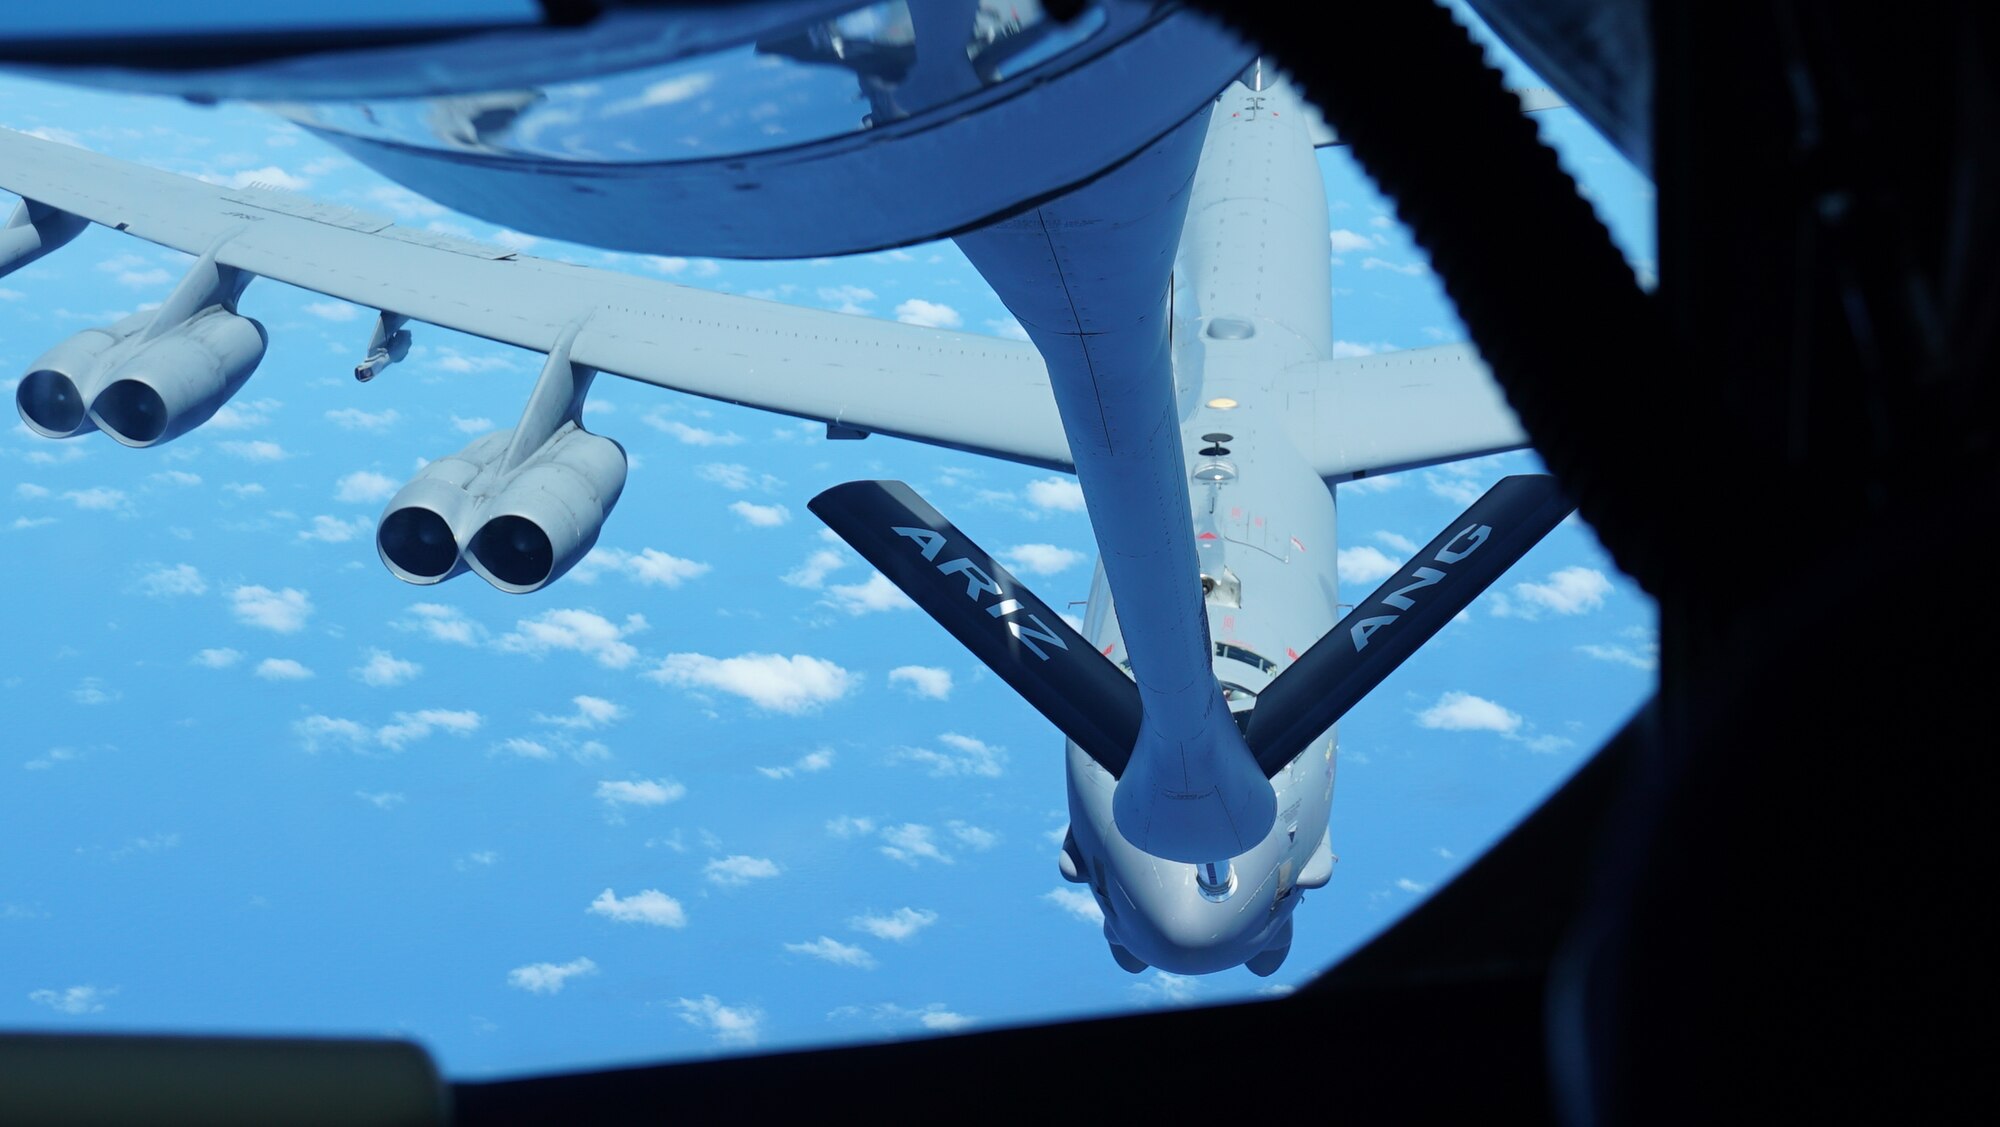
[1197,532,1218,540]
[1101,644,1114,656]
[1287,647,1300,661]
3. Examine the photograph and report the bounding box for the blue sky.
[0,11,1657,1077]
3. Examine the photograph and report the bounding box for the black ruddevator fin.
[808,480,1141,776]
[1246,474,1575,775]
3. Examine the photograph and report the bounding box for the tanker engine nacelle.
[377,421,628,595]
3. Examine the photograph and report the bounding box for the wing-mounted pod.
[15,241,266,447]
[376,320,627,594]
[16,310,151,439]
[354,312,411,382]
[0,198,87,279]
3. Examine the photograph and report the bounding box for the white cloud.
[23,746,80,771]
[354,648,421,687]
[29,985,115,1014]
[948,821,998,851]
[781,548,846,589]
[705,855,780,887]
[1577,626,1658,671]
[451,415,494,434]
[596,778,686,807]
[729,501,790,528]
[985,316,1029,340]
[355,791,405,810]
[138,563,206,597]
[224,482,265,497]
[756,747,835,780]
[1000,543,1084,576]
[401,602,483,646]
[915,1007,973,1031]
[1043,887,1105,924]
[1133,971,1200,1005]
[1375,530,1419,553]
[1415,691,1522,734]
[335,470,399,504]
[588,888,687,928]
[1328,228,1378,253]
[831,1001,972,1031]
[643,412,743,446]
[897,732,1005,778]
[887,665,952,700]
[818,284,875,314]
[539,695,626,729]
[254,658,314,681]
[506,957,597,995]
[570,547,711,588]
[1395,877,1431,893]
[150,470,202,487]
[230,585,313,633]
[367,184,445,218]
[894,299,962,328]
[62,486,128,511]
[849,907,937,942]
[208,398,279,429]
[15,482,51,500]
[647,652,855,714]
[324,407,401,431]
[375,709,481,750]
[1024,476,1086,512]
[674,995,763,1047]
[1337,545,1403,585]
[429,347,514,374]
[1499,567,1613,618]
[304,300,362,321]
[298,515,371,543]
[694,463,779,491]
[826,815,876,838]
[496,609,647,668]
[785,936,875,968]
[70,678,119,705]
[824,572,914,615]
[879,823,951,866]
[221,440,288,462]
[1361,256,1428,276]
[193,647,242,669]
[494,737,552,759]
[294,714,372,753]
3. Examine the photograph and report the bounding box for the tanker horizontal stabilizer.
[808,480,1141,777]
[1245,474,1575,775]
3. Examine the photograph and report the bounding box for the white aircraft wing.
[1291,344,1533,482]
[0,128,1074,471]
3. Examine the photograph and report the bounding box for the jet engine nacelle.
[88,308,268,447]
[14,312,151,439]
[377,424,627,594]
[15,247,266,446]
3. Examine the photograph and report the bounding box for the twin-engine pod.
[15,247,265,447]
[377,423,627,594]
[16,309,269,446]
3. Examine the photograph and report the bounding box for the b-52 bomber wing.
[0,126,1074,472]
